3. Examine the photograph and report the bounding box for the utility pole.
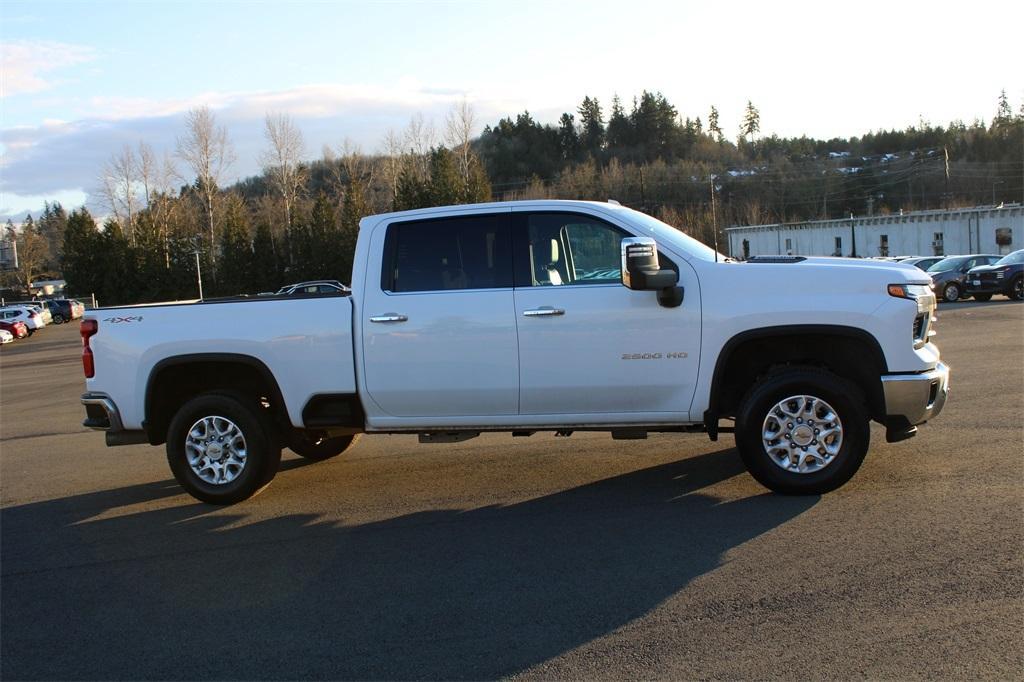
[710,175,719,262]
[193,248,204,300]
[850,212,858,258]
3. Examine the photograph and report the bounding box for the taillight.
[81,319,98,378]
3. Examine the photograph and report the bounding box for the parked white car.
[0,329,13,344]
[80,200,948,504]
[0,306,46,332]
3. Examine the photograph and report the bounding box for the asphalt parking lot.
[2,301,1022,680]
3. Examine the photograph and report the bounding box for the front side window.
[523,213,625,286]
[382,214,512,293]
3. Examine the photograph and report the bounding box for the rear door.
[360,211,519,418]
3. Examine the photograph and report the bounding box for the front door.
[360,211,519,418]
[512,210,700,418]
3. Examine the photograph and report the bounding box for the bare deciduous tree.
[445,99,477,186]
[380,128,405,206]
[137,141,157,208]
[404,113,436,180]
[177,105,235,268]
[99,144,140,244]
[261,112,306,229]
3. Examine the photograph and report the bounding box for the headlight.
[888,283,933,299]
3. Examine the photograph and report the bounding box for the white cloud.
[0,40,95,97]
[0,81,528,219]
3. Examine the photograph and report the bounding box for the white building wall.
[728,205,1023,259]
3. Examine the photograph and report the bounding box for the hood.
[748,256,931,283]
[967,263,1002,274]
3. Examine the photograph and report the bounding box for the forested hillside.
[5,91,1021,306]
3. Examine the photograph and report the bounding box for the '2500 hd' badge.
[622,352,687,360]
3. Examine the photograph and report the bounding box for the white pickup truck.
[80,200,949,504]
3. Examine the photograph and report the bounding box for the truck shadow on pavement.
[2,448,817,680]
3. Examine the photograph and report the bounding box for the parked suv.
[926,254,1001,302]
[964,249,1024,301]
[0,306,45,333]
[43,298,85,323]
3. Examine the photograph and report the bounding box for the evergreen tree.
[605,95,631,154]
[995,89,1013,126]
[251,221,281,293]
[557,113,580,162]
[741,100,761,141]
[96,220,135,306]
[708,105,723,141]
[61,208,101,299]
[37,202,68,270]
[427,148,462,206]
[339,180,368,283]
[217,194,253,295]
[577,96,605,157]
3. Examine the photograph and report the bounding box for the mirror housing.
[621,237,683,307]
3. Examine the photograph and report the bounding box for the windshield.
[995,250,1024,266]
[618,206,730,262]
[926,257,964,272]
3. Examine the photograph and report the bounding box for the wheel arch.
[144,353,288,445]
[704,325,888,438]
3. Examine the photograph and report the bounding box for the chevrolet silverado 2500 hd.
[80,200,948,503]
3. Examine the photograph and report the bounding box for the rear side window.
[382,214,512,293]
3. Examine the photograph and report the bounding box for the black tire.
[1011,277,1024,301]
[166,392,282,504]
[942,282,961,303]
[289,431,359,461]
[735,366,870,495]
[972,293,992,302]
[52,314,65,324]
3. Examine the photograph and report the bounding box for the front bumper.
[81,392,148,445]
[881,362,950,433]
[963,280,1009,295]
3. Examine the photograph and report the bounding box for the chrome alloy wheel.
[185,415,248,485]
[761,395,843,474]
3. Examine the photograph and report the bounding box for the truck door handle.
[369,313,408,323]
[522,307,565,317]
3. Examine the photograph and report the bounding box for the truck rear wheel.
[166,392,282,504]
[289,432,360,461]
[735,367,870,495]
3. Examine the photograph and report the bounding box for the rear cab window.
[381,213,513,293]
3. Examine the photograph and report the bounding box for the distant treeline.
[3,90,1021,306]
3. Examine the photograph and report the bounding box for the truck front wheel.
[166,392,282,504]
[289,431,360,461]
[735,367,870,495]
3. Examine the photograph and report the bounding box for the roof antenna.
[607,198,621,206]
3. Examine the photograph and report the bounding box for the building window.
[996,227,1013,255]
[933,232,944,256]
[784,238,792,255]
[879,234,889,257]
[834,236,842,256]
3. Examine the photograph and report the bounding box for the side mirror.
[621,237,683,308]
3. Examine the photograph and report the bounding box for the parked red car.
[0,319,29,339]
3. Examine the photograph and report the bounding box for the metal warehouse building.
[726,204,1023,259]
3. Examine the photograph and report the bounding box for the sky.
[1,0,1022,220]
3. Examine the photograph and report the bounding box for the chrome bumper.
[881,362,950,426]
[81,392,148,446]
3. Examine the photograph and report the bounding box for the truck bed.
[85,294,356,430]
